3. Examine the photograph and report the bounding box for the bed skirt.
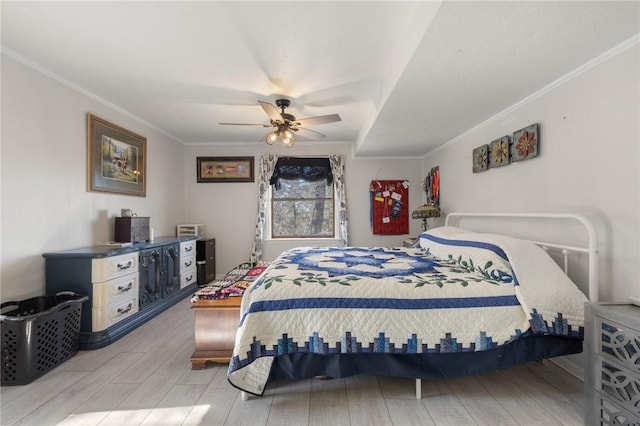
[265,335,582,384]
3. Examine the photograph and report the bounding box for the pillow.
[419,226,515,283]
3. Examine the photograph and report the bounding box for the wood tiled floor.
[0,297,586,425]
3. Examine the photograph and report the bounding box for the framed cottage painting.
[512,123,539,162]
[87,114,146,197]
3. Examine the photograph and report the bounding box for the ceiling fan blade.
[293,114,342,126]
[219,122,270,126]
[258,101,283,122]
[293,127,326,140]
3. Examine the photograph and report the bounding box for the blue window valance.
[269,157,333,190]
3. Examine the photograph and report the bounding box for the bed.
[227,213,598,399]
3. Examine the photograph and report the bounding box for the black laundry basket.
[0,292,88,386]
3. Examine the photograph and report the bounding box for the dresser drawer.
[197,238,215,261]
[181,240,196,257]
[203,261,216,283]
[597,316,640,375]
[92,296,139,331]
[180,253,196,273]
[181,267,197,288]
[92,272,139,308]
[594,393,640,426]
[91,252,139,283]
[597,358,640,417]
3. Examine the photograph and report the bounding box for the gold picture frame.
[197,157,255,183]
[87,113,147,197]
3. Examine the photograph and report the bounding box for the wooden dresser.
[43,237,197,350]
[585,302,640,425]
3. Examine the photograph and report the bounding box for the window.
[269,157,335,239]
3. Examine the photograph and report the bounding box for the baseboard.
[550,356,584,382]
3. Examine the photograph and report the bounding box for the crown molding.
[1,45,184,144]
[424,33,640,158]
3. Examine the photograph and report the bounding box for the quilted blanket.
[191,262,270,302]
[227,227,588,395]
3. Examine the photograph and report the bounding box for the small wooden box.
[115,217,150,243]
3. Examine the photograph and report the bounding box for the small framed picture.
[512,123,539,162]
[472,144,488,173]
[197,157,255,183]
[489,135,510,168]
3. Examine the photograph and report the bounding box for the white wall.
[1,55,187,301]
[0,53,424,303]
[183,144,424,276]
[422,44,640,303]
[9,43,634,306]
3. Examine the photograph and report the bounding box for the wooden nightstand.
[190,297,241,368]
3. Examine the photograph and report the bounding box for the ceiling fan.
[219,98,341,147]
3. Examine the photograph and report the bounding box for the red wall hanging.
[370,179,409,235]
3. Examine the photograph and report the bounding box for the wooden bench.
[190,297,242,369]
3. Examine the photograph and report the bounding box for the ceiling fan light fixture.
[224,99,340,147]
[282,128,294,141]
[265,130,279,145]
[283,138,295,148]
[282,131,295,148]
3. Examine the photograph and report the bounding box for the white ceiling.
[2,1,639,157]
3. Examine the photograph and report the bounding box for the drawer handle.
[117,282,133,293]
[117,303,133,315]
[117,260,133,270]
[185,274,193,282]
[185,246,193,252]
[184,260,193,267]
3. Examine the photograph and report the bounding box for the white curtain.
[250,154,278,263]
[329,154,349,246]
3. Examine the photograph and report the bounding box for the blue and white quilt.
[228,227,588,395]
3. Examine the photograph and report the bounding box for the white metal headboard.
[444,212,599,302]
